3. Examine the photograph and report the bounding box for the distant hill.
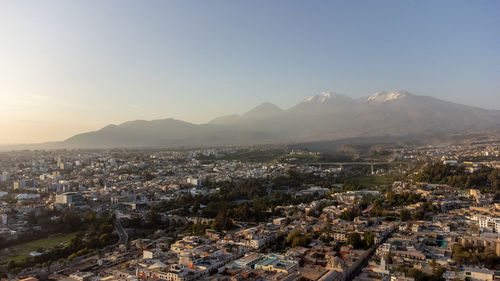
[5,91,500,149]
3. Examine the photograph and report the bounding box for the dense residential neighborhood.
[0,138,499,281]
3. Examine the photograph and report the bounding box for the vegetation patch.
[1,232,77,263]
[349,175,400,188]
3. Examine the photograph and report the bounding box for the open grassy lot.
[1,232,77,263]
[350,175,400,188]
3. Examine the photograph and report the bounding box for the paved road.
[114,211,128,244]
[348,223,400,281]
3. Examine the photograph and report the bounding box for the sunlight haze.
[1,0,499,143]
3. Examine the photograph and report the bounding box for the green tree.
[286,230,311,247]
[400,209,411,221]
[346,232,364,249]
[145,209,161,227]
[363,231,375,248]
[211,210,234,231]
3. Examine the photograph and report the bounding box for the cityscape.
[0,135,499,280]
[1,1,500,281]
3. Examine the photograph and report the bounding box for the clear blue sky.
[0,0,499,143]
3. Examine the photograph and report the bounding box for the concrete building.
[13,179,36,190]
[462,267,494,281]
[187,178,202,187]
[55,192,84,205]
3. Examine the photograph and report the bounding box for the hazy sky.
[1,0,499,143]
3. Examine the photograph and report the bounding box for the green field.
[222,149,288,162]
[350,175,399,188]
[1,232,77,263]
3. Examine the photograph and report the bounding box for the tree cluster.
[346,232,374,249]
[416,163,499,192]
[286,230,312,248]
[452,243,500,269]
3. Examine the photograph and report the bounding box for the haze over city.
[1,0,500,143]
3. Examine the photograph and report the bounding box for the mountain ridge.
[4,91,500,150]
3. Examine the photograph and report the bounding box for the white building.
[462,267,494,281]
[16,193,40,200]
[478,216,500,233]
[187,178,202,187]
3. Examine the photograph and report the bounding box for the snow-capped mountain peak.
[320,92,332,102]
[367,91,408,103]
[303,92,345,103]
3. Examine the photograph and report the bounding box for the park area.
[349,175,400,188]
[0,232,77,264]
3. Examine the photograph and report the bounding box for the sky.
[1,0,499,143]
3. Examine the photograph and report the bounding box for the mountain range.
[8,91,500,149]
